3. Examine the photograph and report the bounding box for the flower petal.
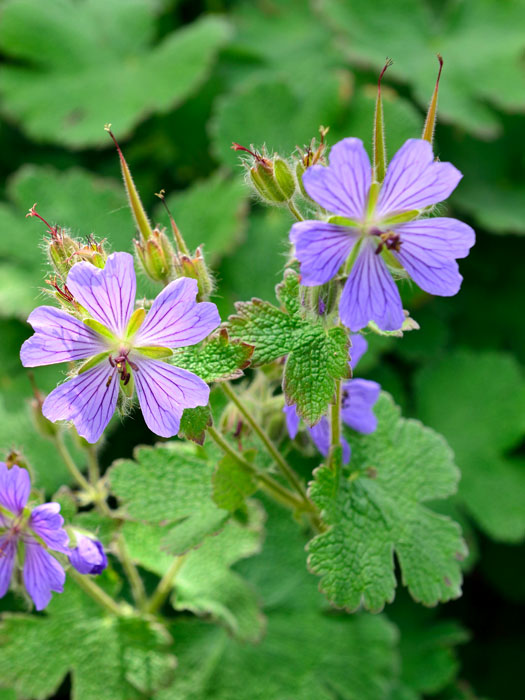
[69,536,107,575]
[29,503,69,554]
[66,252,136,336]
[20,306,108,368]
[0,536,16,598]
[23,540,65,611]
[339,241,405,332]
[290,221,356,286]
[42,361,118,444]
[376,139,462,218]
[133,357,210,438]
[134,277,220,349]
[0,463,30,515]
[341,378,381,434]
[283,404,301,439]
[309,417,351,464]
[349,333,368,370]
[302,137,371,219]
[393,218,475,296]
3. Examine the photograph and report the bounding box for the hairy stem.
[116,532,147,610]
[207,425,307,512]
[221,382,309,503]
[145,555,187,615]
[86,445,100,484]
[70,569,126,617]
[287,200,304,221]
[54,434,92,493]
[329,379,342,470]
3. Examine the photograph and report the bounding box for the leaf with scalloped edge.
[307,394,466,611]
[108,442,229,555]
[171,329,254,383]
[0,576,175,700]
[229,270,350,425]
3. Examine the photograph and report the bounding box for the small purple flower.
[284,335,380,463]
[20,252,221,443]
[290,138,475,331]
[0,463,69,610]
[69,535,107,575]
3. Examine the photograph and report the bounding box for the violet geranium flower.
[69,535,107,575]
[20,252,220,443]
[290,138,475,331]
[0,463,69,610]
[284,335,380,463]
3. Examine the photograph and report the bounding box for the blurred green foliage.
[0,0,524,698]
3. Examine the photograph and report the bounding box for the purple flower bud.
[69,535,107,575]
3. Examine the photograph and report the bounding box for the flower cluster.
[290,138,476,331]
[284,335,380,463]
[20,252,220,443]
[0,463,106,610]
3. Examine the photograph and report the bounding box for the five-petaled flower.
[20,252,220,443]
[284,334,380,463]
[0,463,69,610]
[290,138,475,331]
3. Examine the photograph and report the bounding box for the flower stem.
[145,555,187,615]
[86,445,100,484]
[287,200,304,221]
[207,425,306,512]
[54,434,92,493]
[116,532,147,610]
[70,569,126,617]
[221,383,311,508]
[329,379,342,471]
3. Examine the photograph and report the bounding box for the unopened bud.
[295,126,330,200]
[232,143,295,204]
[28,373,59,439]
[135,227,175,284]
[174,246,214,300]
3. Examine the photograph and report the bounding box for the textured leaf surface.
[308,394,466,611]
[416,351,525,541]
[317,0,525,137]
[212,451,258,511]
[0,0,230,146]
[229,270,350,424]
[172,329,254,383]
[123,503,265,642]
[154,497,399,700]
[0,577,175,700]
[109,443,229,554]
[178,406,212,445]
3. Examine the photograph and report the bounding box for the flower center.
[108,349,138,386]
[369,227,402,255]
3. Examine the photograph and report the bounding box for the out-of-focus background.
[0,0,524,697]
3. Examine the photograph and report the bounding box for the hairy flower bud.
[232,143,296,204]
[174,246,214,300]
[135,227,175,284]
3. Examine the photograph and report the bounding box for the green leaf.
[171,328,254,383]
[0,1,230,146]
[229,269,350,424]
[307,394,466,611]
[123,502,265,643]
[416,351,525,542]
[109,443,229,554]
[0,577,175,700]
[212,451,258,512]
[178,405,212,445]
[317,0,525,137]
[160,173,249,262]
[154,496,399,700]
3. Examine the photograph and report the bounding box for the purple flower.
[284,335,380,463]
[69,535,107,575]
[20,252,221,443]
[0,463,69,610]
[290,138,475,331]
